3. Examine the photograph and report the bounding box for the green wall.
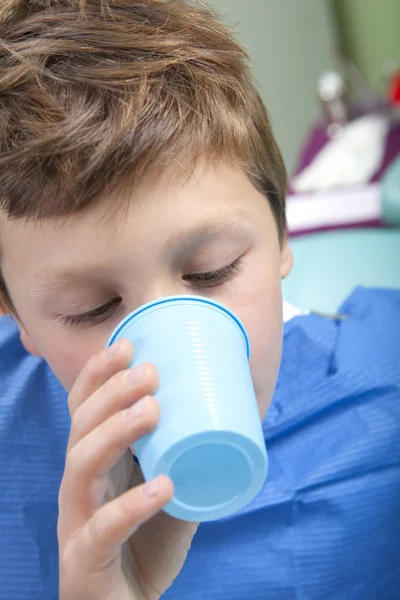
[333,0,400,90]
[209,1,336,172]
[206,1,398,168]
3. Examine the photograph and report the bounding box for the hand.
[58,339,198,600]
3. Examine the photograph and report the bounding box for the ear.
[280,236,293,280]
[18,322,43,358]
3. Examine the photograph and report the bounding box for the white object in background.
[292,114,389,193]
[286,183,381,233]
[318,71,348,137]
[318,71,345,102]
[283,301,309,322]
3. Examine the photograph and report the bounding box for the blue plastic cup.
[106,296,268,522]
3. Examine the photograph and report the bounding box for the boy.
[0,1,399,599]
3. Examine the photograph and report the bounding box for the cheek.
[232,268,283,419]
[248,290,283,418]
[40,331,106,392]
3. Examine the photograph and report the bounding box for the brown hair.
[0,0,287,311]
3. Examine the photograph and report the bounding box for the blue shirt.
[1,287,400,600]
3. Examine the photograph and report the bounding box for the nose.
[136,278,192,309]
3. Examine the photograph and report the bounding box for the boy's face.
[0,163,292,418]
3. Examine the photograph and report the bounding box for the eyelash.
[59,258,242,328]
[182,257,242,287]
[59,297,121,328]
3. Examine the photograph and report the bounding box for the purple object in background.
[293,119,400,183]
[287,117,400,237]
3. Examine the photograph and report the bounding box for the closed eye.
[58,297,121,328]
[183,257,242,288]
[58,258,242,328]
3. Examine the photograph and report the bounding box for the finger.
[68,338,133,418]
[66,475,174,572]
[60,395,160,530]
[68,361,159,449]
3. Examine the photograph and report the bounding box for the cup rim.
[106,295,250,357]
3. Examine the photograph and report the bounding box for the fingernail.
[143,478,160,498]
[125,398,145,420]
[105,340,121,358]
[124,364,145,387]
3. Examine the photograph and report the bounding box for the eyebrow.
[29,212,254,294]
[29,264,109,299]
[170,212,255,252]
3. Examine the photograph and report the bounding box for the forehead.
[0,163,270,278]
